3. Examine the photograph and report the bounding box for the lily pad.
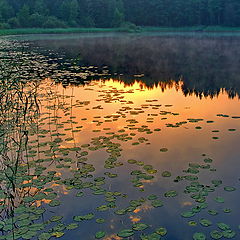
[199,219,212,227]
[117,229,135,238]
[155,227,167,236]
[160,148,168,152]
[210,230,223,239]
[162,171,171,177]
[132,223,149,231]
[193,232,206,240]
[95,231,106,239]
[164,190,178,197]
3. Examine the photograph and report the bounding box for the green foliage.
[42,16,67,28]
[0,0,240,29]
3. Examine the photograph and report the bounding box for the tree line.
[0,0,240,29]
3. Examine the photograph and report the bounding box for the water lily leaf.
[208,209,218,216]
[117,229,134,238]
[66,223,78,230]
[148,194,158,200]
[160,148,168,152]
[140,233,161,240]
[193,232,206,240]
[181,211,195,218]
[96,218,105,224]
[38,232,52,240]
[155,227,167,236]
[224,186,236,192]
[164,190,178,197]
[50,216,63,222]
[188,221,197,227]
[49,200,61,207]
[151,200,163,208]
[214,197,224,203]
[210,230,223,239]
[217,223,230,231]
[52,232,64,238]
[95,231,106,239]
[199,219,212,227]
[22,231,37,239]
[132,223,149,231]
[162,171,171,177]
[222,230,236,239]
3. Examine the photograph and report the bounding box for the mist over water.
[28,33,240,98]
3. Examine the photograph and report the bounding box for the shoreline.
[1,26,240,36]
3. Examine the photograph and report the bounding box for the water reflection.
[28,33,240,98]
[1,35,240,239]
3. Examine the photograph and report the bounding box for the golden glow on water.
[39,78,240,169]
[28,77,240,216]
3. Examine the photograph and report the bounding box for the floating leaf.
[217,223,230,231]
[199,219,212,227]
[162,171,171,177]
[160,148,168,152]
[164,190,178,197]
[210,230,223,239]
[151,200,163,208]
[214,197,224,203]
[95,231,106,239]
[224,186,236,192]
[193,232,206,240]
[132,223,149,231]
[155,227,167,236]
[117,229,134,238]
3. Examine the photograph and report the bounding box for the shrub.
[121,22,142,32]
[7,17,19,28]
[43,16,67,28]
[0,22,10,29]
[29,14,45,27]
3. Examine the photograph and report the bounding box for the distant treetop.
[0,0,239,29]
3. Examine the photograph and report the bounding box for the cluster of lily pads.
[0,38,240,240]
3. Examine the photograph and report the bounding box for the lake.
[1,33,240,240]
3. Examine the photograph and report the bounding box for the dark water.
[1,33,240,240]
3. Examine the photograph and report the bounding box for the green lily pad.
[128,159,137,164]
[49,200,61,207]
[155,227,167,236]
[50,216,63,222]
[162,171,171,177]
[224,186,236,192]
[199,219,212,227]
[164,190,178,197]
[222,230,236,239]
[188,221,197,227]
[52,232,64,238]
[38,232,52,240]
[132,223,149,231]
[95,231,106,239]
[217,223,230,231]
[214,197,224,203]
[96,218,105,224]
[193,232,206,240]
[181,211,195,218]
[148,194,158,200]
[66,223,79,230]
[210,230,223,239]
[140,233,161,240]
[151,200,163,208]
[117,229,135,238]
[223,208,231,213]
[208,209,218,216]
[160,148,168,152]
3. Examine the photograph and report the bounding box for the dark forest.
[0,0,240,29]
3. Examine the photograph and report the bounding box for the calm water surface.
[1,33,240,240]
